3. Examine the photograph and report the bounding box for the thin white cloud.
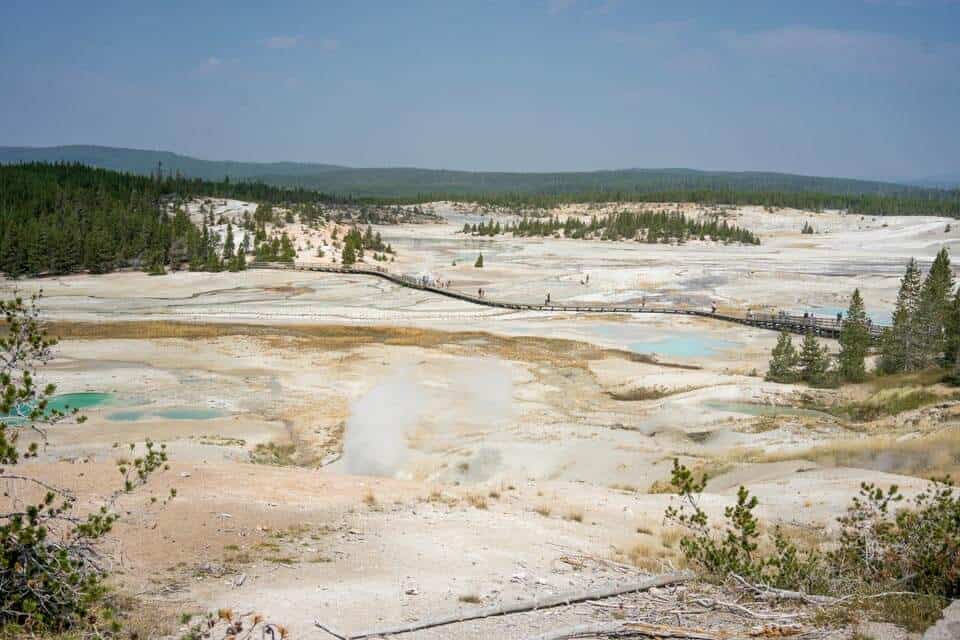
[596,0,621,14]
[195,56,222,74]
[865,0,960,7]
[607,20,696,47]
[261,35,338,52]
[722,25,959,74]
[548,0,576,15]
[609,21,958,77]
[263,35,301,50]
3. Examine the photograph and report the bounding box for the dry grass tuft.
[827,388,953,422]
[106,595,179,640]
[754,427,960,478]
[606,385,699,402]
[869,368,946,391]
[619,542,674,573]
[465,494,488,509]
[660,527,684,549]
[564,509,584,523]
[249,441,299,466]
[648,461,732,494]
[424,489,459,507]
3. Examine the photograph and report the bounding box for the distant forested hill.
[0,145,345,182]
[0,144,944,198]
[909,174,960,190]
[2,145,958,215]
[253,166,943,199]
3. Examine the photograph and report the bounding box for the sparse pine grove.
[766,248,960,387]
[463,209,761,245]
[340,225,394,266]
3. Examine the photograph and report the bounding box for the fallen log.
[730,574,836,606]
[691,598,800,621]
[529,621,725,640]
[314,572,692,640]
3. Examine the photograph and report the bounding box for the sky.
[1,0,958,180]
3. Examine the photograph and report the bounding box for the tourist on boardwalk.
[545,293,551,304]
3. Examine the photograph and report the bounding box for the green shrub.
[664,459,960,629]
[664,459,823,591]
[829,389,944,421]
[0,294,173,633]
[833,480,960,599]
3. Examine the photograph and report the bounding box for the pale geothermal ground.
[3,202,958,638]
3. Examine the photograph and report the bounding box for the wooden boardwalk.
[251,262,885,340]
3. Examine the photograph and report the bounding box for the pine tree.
[766,332,798,383]
[342,242,356,266]
[26,225,49,275]
[838,289,870,382]
[204,251,222,272]
[0,227,23,276]
[223,223,235,263]
[85,229,115,274]
[917,248,954,365]
[474,253,484,268]
[880,259,923,373]
[946,288,960,368]
[799,332,829,386]
[280,233,296,262]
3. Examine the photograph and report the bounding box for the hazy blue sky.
[1,1,958,179]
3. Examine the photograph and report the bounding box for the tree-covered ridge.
[3,146,959,216]
[0,162,182,276]
[464,210,760,245]
[0,145,947,196]
[0,162,358,277]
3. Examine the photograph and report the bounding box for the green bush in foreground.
[0,294,174,634]
[664,459,960,629]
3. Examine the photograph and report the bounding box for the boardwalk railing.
[249,261,886,340]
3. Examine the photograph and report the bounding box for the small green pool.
[107,407,226,422]
[46,392,114,412]
[2,392,113,423]
[703,400,830,419]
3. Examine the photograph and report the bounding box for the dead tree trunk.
[314,572,692,640]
